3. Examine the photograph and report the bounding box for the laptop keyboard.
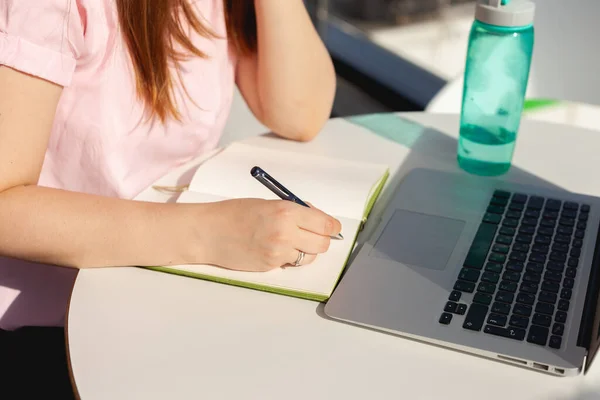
[439,190,590,350]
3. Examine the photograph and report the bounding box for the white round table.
[67,113,600,400]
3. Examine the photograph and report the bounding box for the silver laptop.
[324,168,600,376]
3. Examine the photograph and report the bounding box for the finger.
[295,207,342,237]
[295,228,331,254]
[285,249,317,267]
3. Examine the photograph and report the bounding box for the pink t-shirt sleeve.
[0,0,85,87]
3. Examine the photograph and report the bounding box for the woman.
[0,0,339,396]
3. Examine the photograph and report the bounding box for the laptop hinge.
[577,219,600,373]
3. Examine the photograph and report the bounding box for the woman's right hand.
[185,198,342,272]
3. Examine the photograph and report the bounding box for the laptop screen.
[583,234,600,373]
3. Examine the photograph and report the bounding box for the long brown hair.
[115,0,257,122]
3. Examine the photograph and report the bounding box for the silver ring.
[294,251,305,266]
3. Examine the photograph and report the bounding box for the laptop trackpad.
[368,210,465,271]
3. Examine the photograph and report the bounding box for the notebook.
[147,142,389,301]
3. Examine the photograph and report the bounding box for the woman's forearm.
[0,185,199,269]
[253,0,336,139]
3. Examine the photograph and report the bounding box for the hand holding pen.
[251,166,344,241]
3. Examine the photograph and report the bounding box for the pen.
[250,166,344,240]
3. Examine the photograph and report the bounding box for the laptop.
[324,167,600,376]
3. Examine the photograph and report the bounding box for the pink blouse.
[0,0,237,330]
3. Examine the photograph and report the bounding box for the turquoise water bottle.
[457,0,535,176]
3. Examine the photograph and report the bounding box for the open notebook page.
[167,191,362,298]
[187,143,388,220]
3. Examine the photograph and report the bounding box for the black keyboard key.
[568,257,579,268]
[449,290,462,302]
[566,268,577,279]
[500,226,516,236]
[494,190,511,199]
[538,291,557,304]
[519,225,536,235]
[523,218,538,227]
[482,271,500,284]
[477,283,496,295]
[575,230,585,239]
[527,325,549,346]
[496,235,513,245]
[525,209,540,218]
[572,239,583,249]
[544,270,563,283]
[553,242,569,253]
[528,196,545,210]
[581,204,591,213]
[541,219,556,228]
[487,313,507,327]
[523,272,542,284]
[499,281,518,293]
[516,292,535,305]
[560,288,572,300]
[492,302,511,315]
[546,262,564,273]
[549,335,562,349]
[546,200,562,211]
[515,235,533,244]
[484,325,526,341]
[552,323,565,336]
[577,221,587,230]
[503,218,519,228]
[513,243,530,253]
[489,253,507,263]
[503,271,521,282]
[456,304,467,315]
[474,293,493,306]
[558,299,570,312]
[543,210,559,219]
[491,196,509,207]
[485,263,503,273]
[535,235,551,245]
[541,281,560,293]
[506,262,524,273]
[563,278,574,289]
[487,205,505,215]
[509,203,524,212]
[570,248,581,258]
[492,244,510,254]
[439,313,452,325]
[526,262,544,274]
[458,268,480,282]
[559,218,576,227]
[562,209,578,218]
[529,253,547,264]
[513,303,533,317]
[463,223,498,270]
[555,311,567,323]
[550,252,567,262]
[535,302,555,315]
[484,213,502,224]
[444,301,458,313]
[496,291,514,303]
[512,193,528,203]
[506,210,522,219]
[564,201,579,210]
[557,226,574,236]
[509,252,527,263]
[454,280,475,293]
[509,315,529,329]
[532,244,549,254]
[463,303,489,331]
[555,235,571,244]
[532,313,552,327]
[579,213,589,222]
[521,282,539,294]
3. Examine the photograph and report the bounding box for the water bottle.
[457,0,535,176]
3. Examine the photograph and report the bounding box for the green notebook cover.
[145,168,389,302]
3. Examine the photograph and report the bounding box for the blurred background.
[224,0,600,142]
